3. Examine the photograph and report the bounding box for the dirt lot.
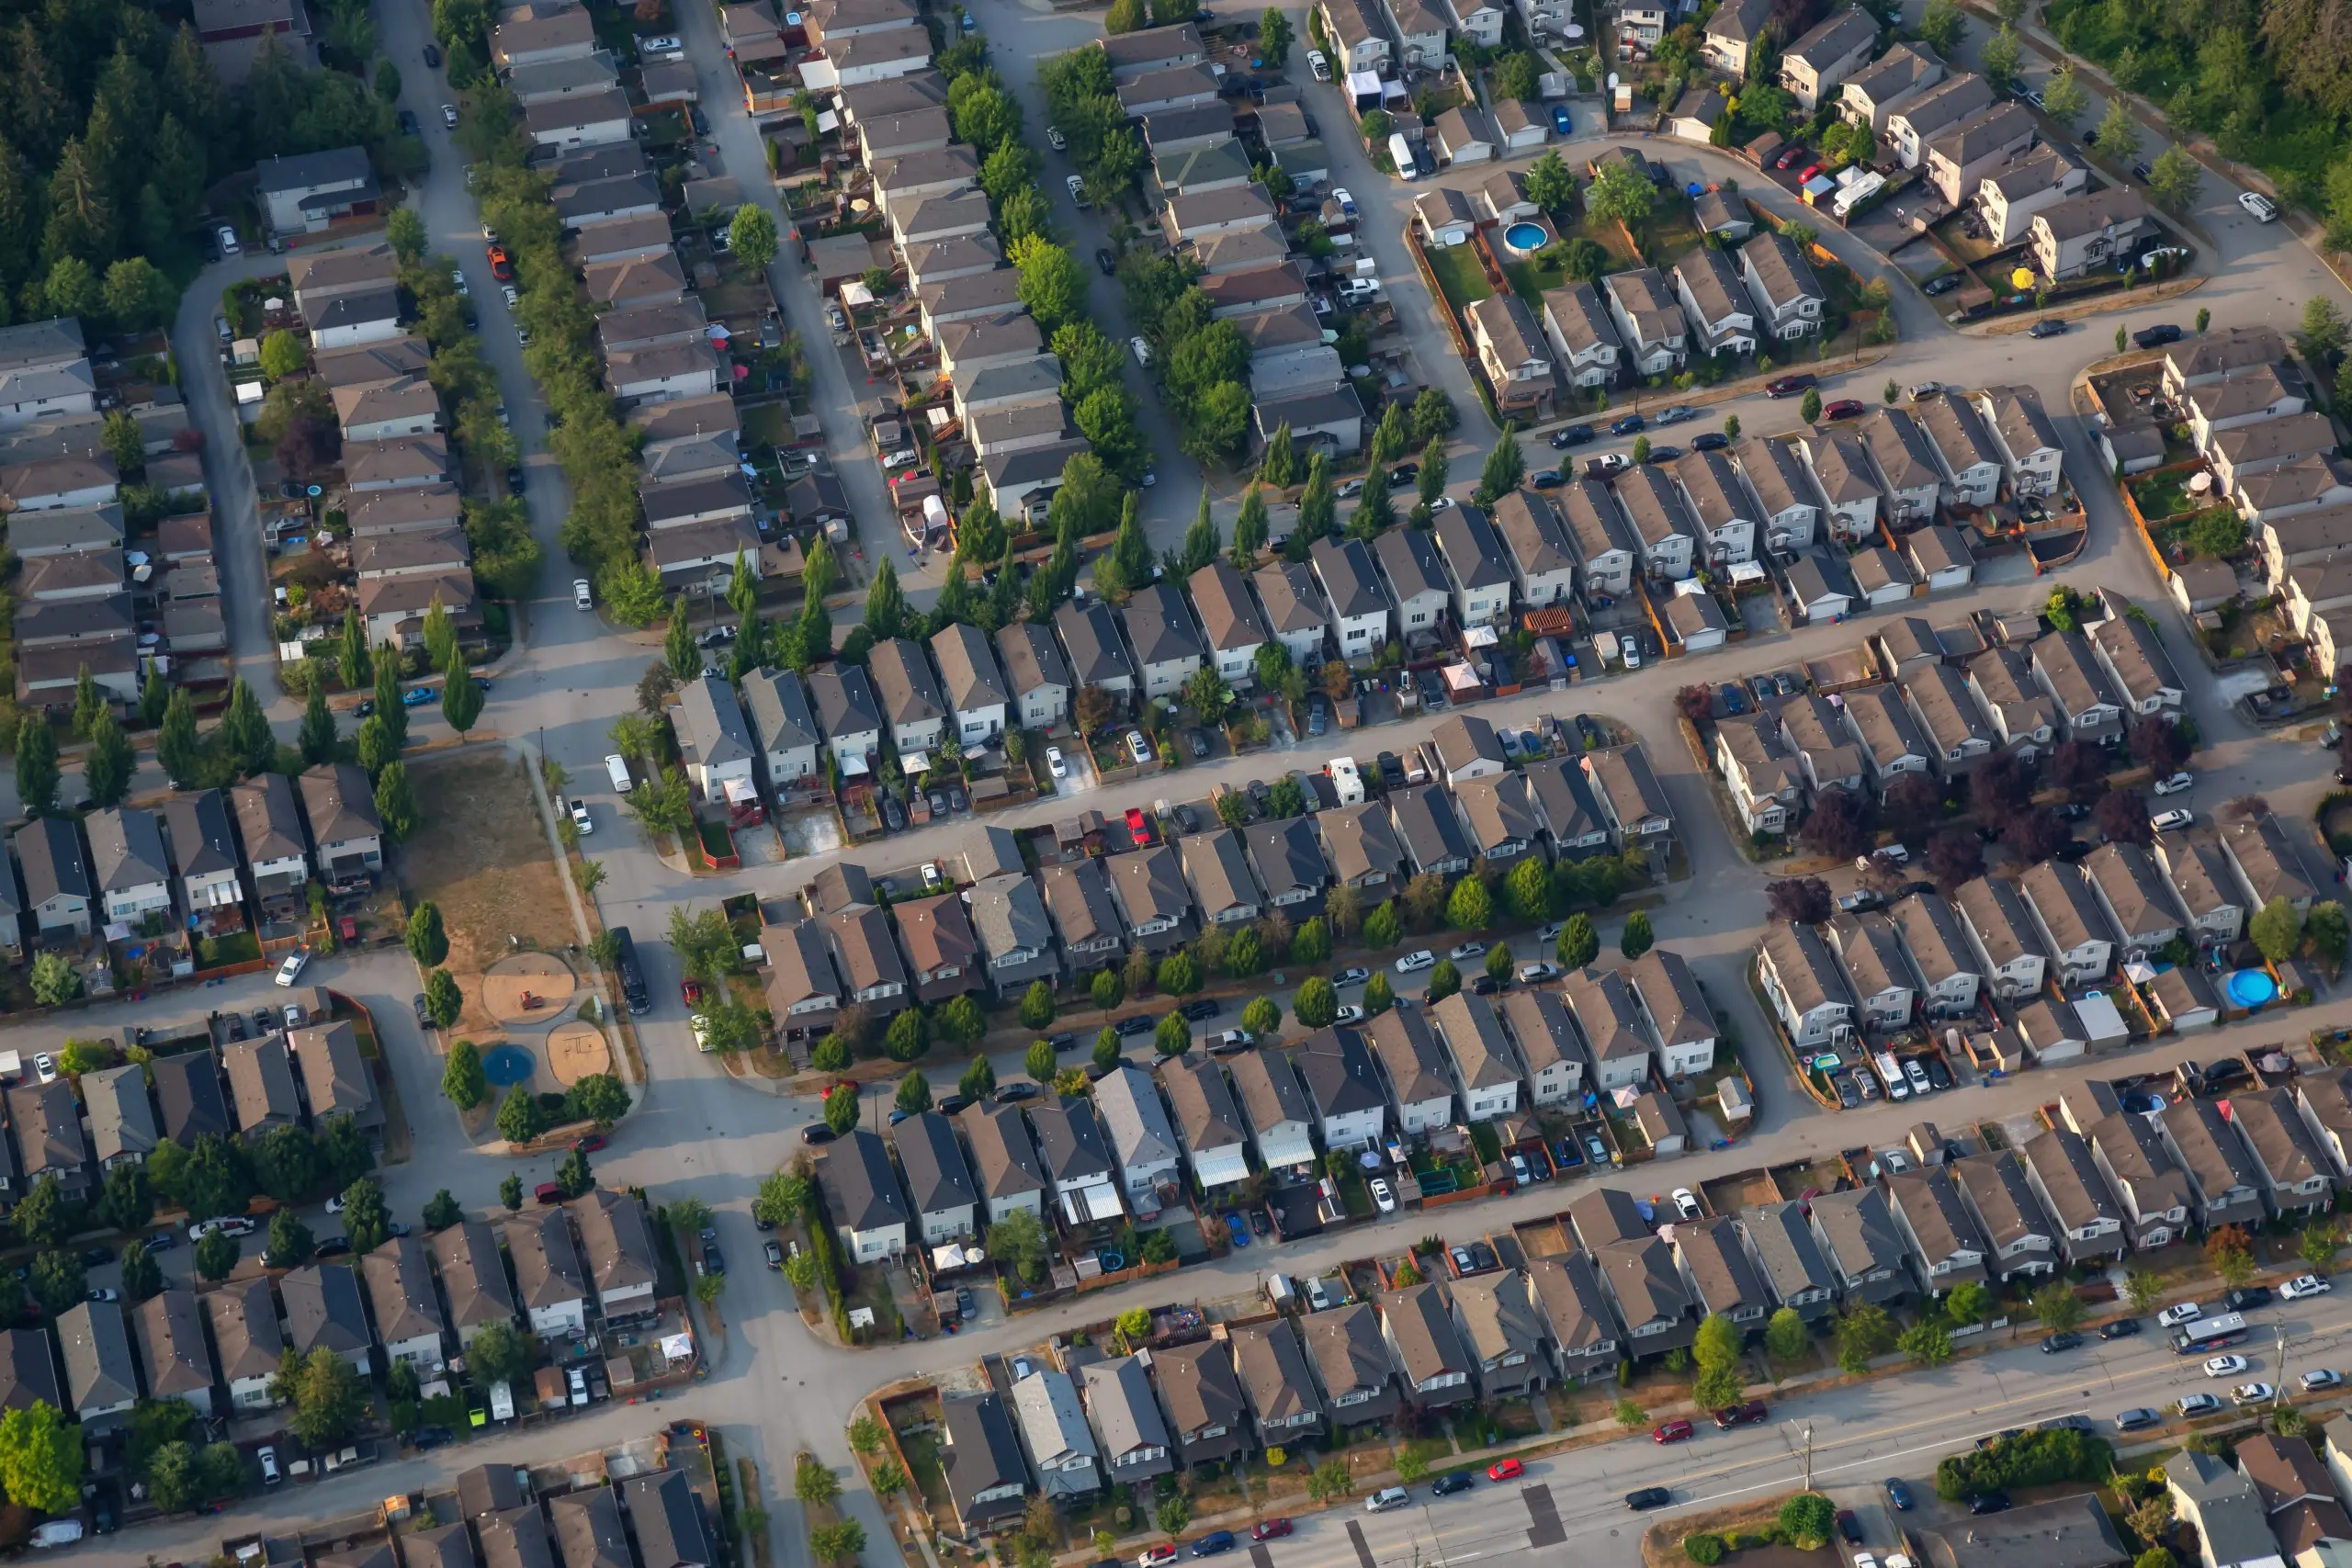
[399,750,574,1033]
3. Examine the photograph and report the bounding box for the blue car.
[1550,104,1573,134]
[401,685,435,706]
[1884,1479,1915,1512]
[1191,1534,1237,1558]
[1611,414,1645,436]
[1226,1212,1250,1248]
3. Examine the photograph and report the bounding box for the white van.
[605,753,633,794]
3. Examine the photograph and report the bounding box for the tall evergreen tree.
[727,549,759,625]
[421,599,457,673]
[1259,422,1295,488]
[300,682,337,764]
[373,645,407,750]
[441,660,483,736]
[71,667,103,740]
[156,689,199,785]
[664,598,700,682]
[1475,424,1526,503]
[220,678,274,774]
[338,608,371,690]
[865,556,905,639]
[82,708,133,809]
[13,715,58,816]
[1230,485,1269,565]
[1179,490,1219,573]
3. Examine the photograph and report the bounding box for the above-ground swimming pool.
[2225,969,2278,1008]
[1502,221,1548,254]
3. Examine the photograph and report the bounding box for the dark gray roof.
[551,1487,634,1568]
[1055,599,1136,687]
[1311,536,1388,618]
[481,1506,558,1568]
[996,621,1070,696]
[281,1263,371,1354]
[0,1326,59,1413]
[621,1471,713,1568]
[743,667,820,755]
[206,1277,285,1383]
[133,1288,213,1402]
[827,1128,911,1232]
[1029,1097,1114,1182]
[15,815,89,906]
[151,1051,229,1145]
[410,1525,480,1568]
[364,1235,447,1345]
[940,1392,1031,1524]
[1227,1047,1312,1136]
[572,1189,661,1292]
[1389,784,1473,868]
[1123,582,1205,667]
[58,1300,135,1413]
[808,663,883,740]
[85,807,166,894]
[1291,1028,1386,1116]
[508,1207,589,1307]
[893,1111,978,1216]
[1161,1055,1246,1154]
[678,674,757,770]
[1373,525,1448,603]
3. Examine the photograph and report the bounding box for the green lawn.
[1424,244,1493,311]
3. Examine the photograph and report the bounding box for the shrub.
[1684,1536,1725,1565]
[1935,1427,2113,1501]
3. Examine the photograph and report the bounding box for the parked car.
[2153,807,2194,832]
[2158,1302,2203,1326]
[1366,1488,1409,1513]
[1189,1532,1237,1557]
[1652,1419,1694,1443]
[1692,432,1729,450]
[1368,1178,1396,1213]
[1250,1521,1293,1541]
[1883,1480,1914,1511]
[1487,1459,1523,1481]
[1610,414,1645,435]
[2284,1275,2333,1299]
[2114,1407,2163,1430]
[2098,1317,2142,1339]
[2039,1332,2082,1353]
[1713,1402,1769,1428]
[2132,322,2183,348]
[2223,1286,2273,1311]
[1923,272,1963,296]
[2203,1354,2251,1376]
[1396,950,1436,972]
[1765,374,1815,398]
[1967,1493,2012,1516]
[2232,1382,2276,1405]
[2303,1369,2345,1391]
[1824,399,1865,419]
[1549,423,1594,448]
[2177,1393,2222,1416]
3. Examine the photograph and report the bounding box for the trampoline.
[2225,970,2279,1008]
[481,1044,537,1086]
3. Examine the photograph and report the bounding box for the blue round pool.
[2225,969,2278,1008]
[481,1044,537,1086]
[1503,221,1548,254]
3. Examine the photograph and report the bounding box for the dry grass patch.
[400,751,574,1033]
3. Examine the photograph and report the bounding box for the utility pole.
[2277,1322,2291,1405]
[1800,1421,1816,1491]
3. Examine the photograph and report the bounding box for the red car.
[1653,1419,1695,1444]
[487,243,514,280]
[1125,806,1151,846]
[1775,144,1806,169]
[682,979,704,1004]
[1713,1401,1770,1428]
[1798,164,1824,183]
[1250,1521,1293,1541]
[574,1134,607,1154]
[1825,399,1866,420]
[1139,1549,1179,1568]
[1487,1458,1523,1481]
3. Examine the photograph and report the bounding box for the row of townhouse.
[1531,389,2059,611]
[0,766,384,953]
[1755,809,2310,1052]
[0,316,150,708]
[1713,602,2182,833]
[1447,230,1824,423]
[288,240,489,651]
[820,944,1716,1261]
[443,1464,715,1568]
[47,1189,658,1432]
[1114,32,1369,457]
[760,731,1676,1023]
[1310,0,1506,85]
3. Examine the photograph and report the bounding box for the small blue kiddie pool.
[2225,970,2279,1009]
[481,1044,537,1087]
[1503,221,1548,254]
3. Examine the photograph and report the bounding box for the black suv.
[1430,1473,1474,1496]
[2223,1286,2273,1311]
[2132,323,2184,349]
[1179,999,1221,1021]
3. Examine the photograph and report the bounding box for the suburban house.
[822,1129,912,1263]
[893,1111,979,1244]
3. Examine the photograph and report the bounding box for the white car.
[32,1055,55,1085]
[1046,745,1068,779]
[569,797,593,834]
[638,33,683,53]
[2232,1382,2276,1405]
[1448,941,1486,961]
[1366,1487,1409,1513]
[450,267,469,296]
[1334,967,1370,985]
[1066,173,1088,205]
[325,1193,347,1213]
[2241,190,2279,221]
[1333,187,1356,215]
[1334,1005,1366,1023]
[1904,1059,1932,1095]
[1907,382,1942,400]
[1046,126,1067,151]
[1395,950,1436,973]
[1307,47,1330,78]
[1369,1177,1396,1213]
[2153,771,2194,795]
[2204,1354,2251,1377]
[188,1216,256,1240]
[2153,807,2195,832]
[1670,1188,1701,1220]
[2283,1275,2333,1299]
[2303,1369,2345,1391]
[275,950,310,987]
[691,1014,713,1051]
[574,578,594,610]
[502,284,520,308]
[2177,1393,2222,1416]
[442,103,458,127]
[217,224,240,256]
[1129,334,1152,367]
[2158,1302,2203,1326]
